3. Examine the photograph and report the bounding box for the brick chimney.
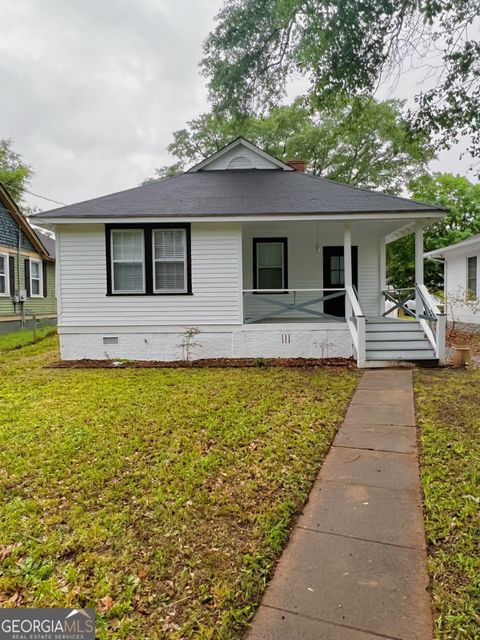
[287,160,306,172]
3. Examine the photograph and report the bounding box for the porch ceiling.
[242,218,430,240]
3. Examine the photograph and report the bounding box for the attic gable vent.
[227,156,253,169]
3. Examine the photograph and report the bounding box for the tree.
[144,98,434,193]
[388,173,480,290]
[0,139,32,202]
[202,0,480,160]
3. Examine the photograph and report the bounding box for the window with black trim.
[467,256,477,299]
[106,224,192,296]
[253,238,288,291]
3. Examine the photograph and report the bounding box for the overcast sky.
[0,0,475,212]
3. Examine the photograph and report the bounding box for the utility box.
[18,289,27,302]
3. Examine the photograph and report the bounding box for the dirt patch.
[50,356,356,370]
[446,327,480,358]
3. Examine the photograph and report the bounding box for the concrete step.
[366,340,431,350]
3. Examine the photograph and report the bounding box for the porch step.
[366,349,436,360]
[363,317,437,364]
[366,340,431,350]
[366,321,421,332]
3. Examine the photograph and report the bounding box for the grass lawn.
[0,336,358,639]
[0,325,56,352]
[415,369,480,639]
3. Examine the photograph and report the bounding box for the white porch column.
[344,222,352,288]
[415,223,424,286]
[344,222,352,320]
[379,236,386,315]
[415,223,424,319]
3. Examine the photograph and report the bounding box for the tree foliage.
[202,0,480,159]
[144,98,434,193]
[0,139,32,202]
[388,173,480,289]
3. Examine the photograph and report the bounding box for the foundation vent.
[103,336,119,345]
[281,333,291,344]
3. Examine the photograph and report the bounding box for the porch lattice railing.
[242,288,346,324]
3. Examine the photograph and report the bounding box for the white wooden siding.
[445,242,480,324]
[57,219,384,331]
[202,146,281,171]
[57,223,242,327]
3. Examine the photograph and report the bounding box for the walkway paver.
[246,370,432,640]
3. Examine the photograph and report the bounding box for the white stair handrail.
[415,283,446,364]
[346,286,366,368]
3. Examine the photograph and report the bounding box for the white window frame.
[152,228,188,294]
[110,229,146,294]
[0,252,9,297]
[30,258,43,298]
[466,254,478,300]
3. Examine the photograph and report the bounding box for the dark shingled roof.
[34,170,443,219]
[33,228,55,257]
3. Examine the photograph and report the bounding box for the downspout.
[17,226,25,329]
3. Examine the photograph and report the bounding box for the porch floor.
[247,315,346,324]
[246,315,414,325]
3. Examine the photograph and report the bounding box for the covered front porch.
[239,218,446,367]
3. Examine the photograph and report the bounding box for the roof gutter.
[33,210,446,226]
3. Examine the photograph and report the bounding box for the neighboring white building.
[426,234,480,326]
[33,138,447,367]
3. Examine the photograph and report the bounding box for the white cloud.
[0,0,476,212]
[0,0,223,208]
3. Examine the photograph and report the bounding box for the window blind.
[153,229,186,292]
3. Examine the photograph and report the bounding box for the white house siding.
[445,243,480,324]
[242,221,381,320]
[57,221,242,328]
[199,146,280,171]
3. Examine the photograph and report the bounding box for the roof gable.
[187,138,293,172]
[0,183,53,259]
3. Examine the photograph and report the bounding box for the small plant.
[313,338,336,358]
[177,326,202,362]
[254,357,266,367]
[440,286,480,336]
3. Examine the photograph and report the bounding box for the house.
[0,183,56,333]
[33,138,447,367]
[425,234,480,327]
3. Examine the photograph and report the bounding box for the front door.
[323,246,358,317]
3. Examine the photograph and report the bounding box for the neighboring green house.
[0,183,56,333]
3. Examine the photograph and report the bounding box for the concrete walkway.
[247,370,432,640]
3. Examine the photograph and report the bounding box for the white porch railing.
[415,284,446,364]
[382,287,416,318]
[242,288,346,324]
[346,286,366,368]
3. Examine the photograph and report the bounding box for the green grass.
[0,325,56,352]
[415,370,480,639]
[0,336,358,639]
